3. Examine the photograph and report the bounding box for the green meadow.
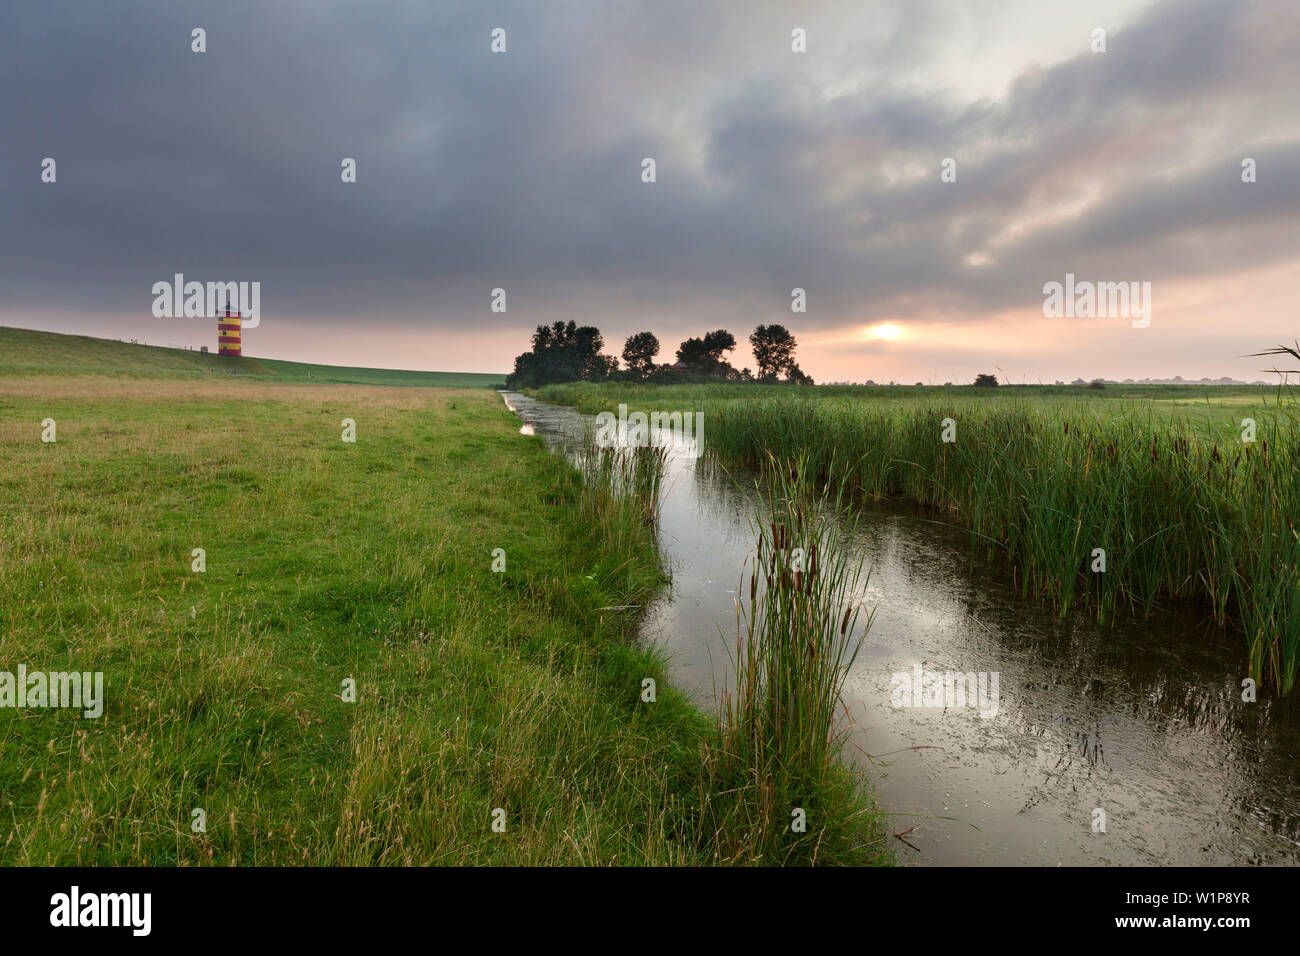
[539,380,1300,694]
[0,329,886,865]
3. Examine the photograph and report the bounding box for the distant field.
[0,326,504,388]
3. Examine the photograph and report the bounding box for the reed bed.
[575,428,667,536]
[698,397,1300,694]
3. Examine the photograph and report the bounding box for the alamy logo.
[889,665,999,718]
[593,404,704,459]
[0,665,104,718]
[50,886,151,936]
[1042,273,1151,328]
[151,274,261,327]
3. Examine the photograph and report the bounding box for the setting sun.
[868,322,904,341]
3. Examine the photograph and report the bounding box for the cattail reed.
[712,453,874,862]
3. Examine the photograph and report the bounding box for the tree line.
[506,322,812,388]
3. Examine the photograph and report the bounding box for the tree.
[505,321,618,388]
[973,373,999,388]
[676,329,736,375]
[675,336,708,368]
[749,324,798,380]
[702,329,735,360]
[622,332,660,379]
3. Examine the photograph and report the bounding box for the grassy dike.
[0,325,503,388]
[0,368,888,864]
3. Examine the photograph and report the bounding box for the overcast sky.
[2,0,1296,382]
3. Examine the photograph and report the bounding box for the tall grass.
[700,458,881,864]
[575,429,667,535]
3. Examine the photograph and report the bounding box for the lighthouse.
[217,296,242,356]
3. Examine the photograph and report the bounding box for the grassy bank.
[537,381,1300,695]
[1,355,887,863]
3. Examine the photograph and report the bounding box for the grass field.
[0,331,886,865]
[538,381,1300,695]
[0,326,505,388]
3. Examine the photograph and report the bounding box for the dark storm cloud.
[0,0,1295,340]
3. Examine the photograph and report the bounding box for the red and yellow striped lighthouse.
[217,297,242,356]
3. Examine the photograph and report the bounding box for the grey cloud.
[0,0,1295,356]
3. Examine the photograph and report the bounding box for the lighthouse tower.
[217,295,242,356]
